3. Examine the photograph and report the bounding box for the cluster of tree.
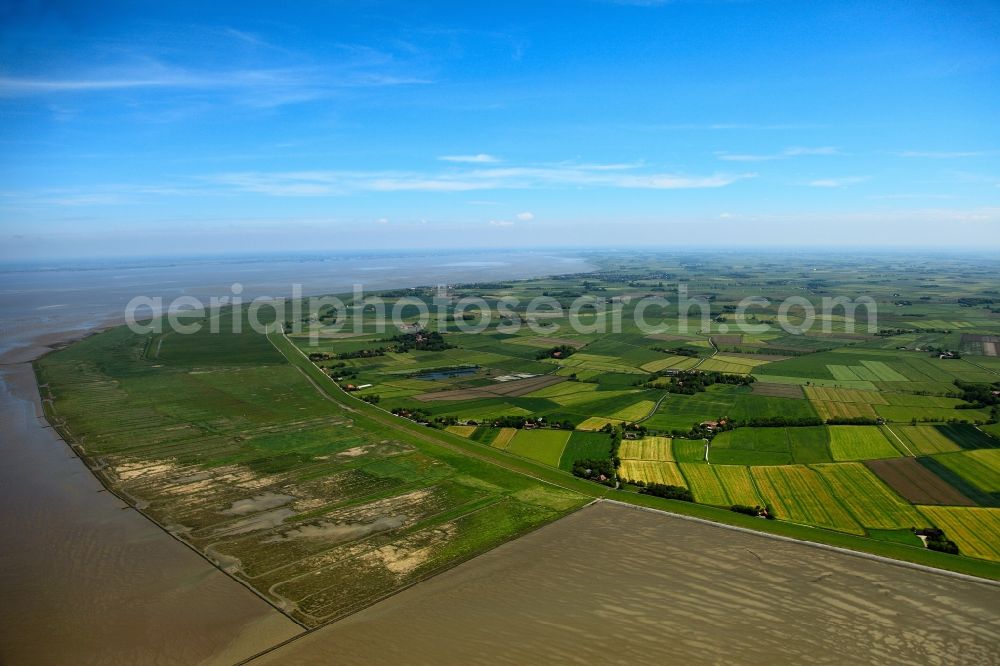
[391,406,432,422]
[651,345,700,358]
[954,380,1000,408]
[535,345,578,360]
[733,416,825,428]
[825,416,880,426]
[637,483,693,502]
[646,370,754,395]
[571,458,615,486]
[387,330,454,352]
[730,504,774,519]
[337,347,388,359]
[326,365,359,381]
[308,352,333,361]
[956,297,994,307]
[876,328,915,337]
[914,528,960,555]
[377,287,436,298]
[361,394,380,404]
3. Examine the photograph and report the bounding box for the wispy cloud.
[896,150,996,159]
[438,154,501,163]
[807,176,867,188]
[205,163,757,197]
[489,219,515,227]
[516,211,535,221]
[0,68,430,99]
[716,146,840,162]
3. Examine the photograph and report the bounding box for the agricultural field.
[618,460,687,487]
[558,431,613,470]
[918,507,1000,562]
[865,458,975,506]
[619,436,673,461]
[679,463,762,507]
[886,425,962,455]
[813,463,929,530]
[828,426,902,461]
[932,450,1000,493]
[751,466,864,534]
[505,429,571,467]
[40,250,1000,612]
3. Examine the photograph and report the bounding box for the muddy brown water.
[252,501,1000,666]
[0,349,303,665]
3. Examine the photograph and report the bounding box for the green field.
[813,463,928,530]
[918,506,1000,562]
[710,427,831,466]
[751,465,864,534]
[36,317,587,627]
[620,436,673,461]
[36,251,1000,608]
[558,431,613,470]
[888,425,962,455]
[506,429,571,467]
[828,426,902,461]
[618,460,687,487]
[933,450,1000,493]
[680,463,762,507]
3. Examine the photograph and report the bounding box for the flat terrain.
[34,251,1000,642]
[251,501,1000,665]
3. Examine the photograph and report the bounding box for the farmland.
[618,460,687,487]
[917,507,1000,562]
[195,252,1000,572]
[751,465,864,534]
[38,249,1000,624]
[828,426,901,461]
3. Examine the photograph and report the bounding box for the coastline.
[0,322,304,664]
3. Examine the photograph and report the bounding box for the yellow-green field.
[813,463,928,530]
[611,400,657,422]
[618,460,687,487]
[713,465,763,506]
[491,427,518,450]
[619,436,673,461]
[828,426,901,461]
[918,506,1000,562]
[445,425,477,437]
[577,417,622,431]
[934,450,1000,492]
[679,463,728,504]
[890,425,962,455]
[751,465,863,534]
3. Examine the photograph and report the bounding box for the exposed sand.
[250,501,1000,665]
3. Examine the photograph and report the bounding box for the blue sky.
[1,0,999,259]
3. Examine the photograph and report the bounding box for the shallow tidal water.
[252,501,1000,666]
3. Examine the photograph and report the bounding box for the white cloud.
[516,211,534,221]
[375,217,389,224]
[716,146,840,162]
[204,163,756,197]
[489,220,514,227]
[438,154,501,164]
[808,176,867,188]
[896,150,995,159]
[719,212,733,219]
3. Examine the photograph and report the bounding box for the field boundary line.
[598,499,1000,588]
[882,424,915,457]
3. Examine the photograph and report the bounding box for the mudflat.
[0,359,302,665]
[252,501,1000,665]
